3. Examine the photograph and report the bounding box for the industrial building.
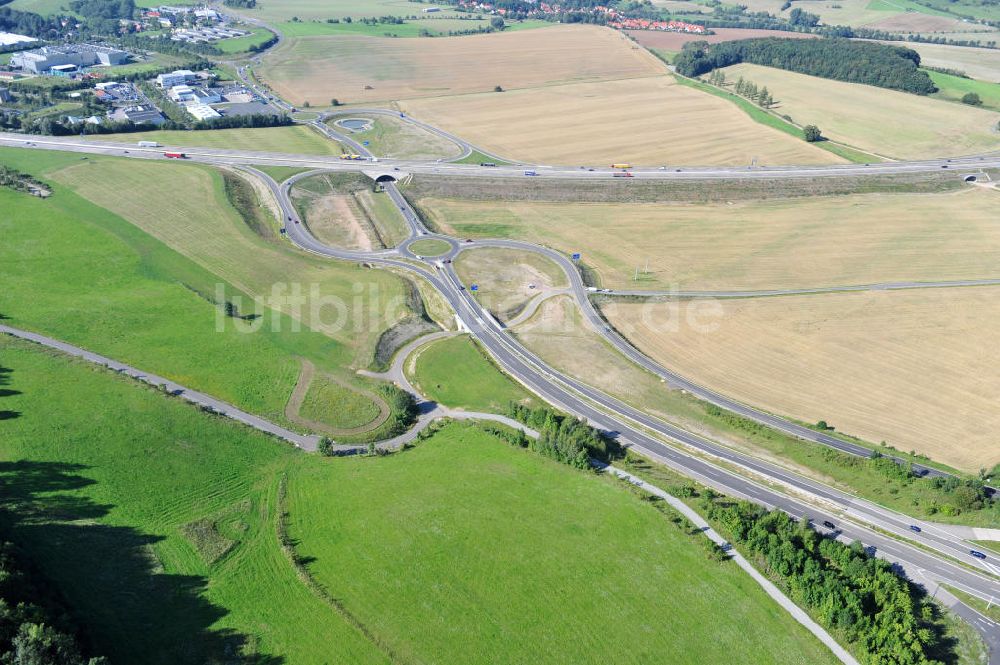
[168,84,221,105]
[155,69,196,88]
[10,44,129,75]
[107,104,166,125]
[186,103,220,120]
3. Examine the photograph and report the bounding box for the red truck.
[164,151,186,159]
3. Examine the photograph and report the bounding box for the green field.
[0,336,383,664]
[287,421,842,665]
[299,374,382,429]
[0,330,845,664]
[0,148,410,430]
[278,17,493,38]
[407,237,451,256]
[408,334,533,412]
[929,70,1000,110]
[215,27,275,54]
[90,125,340,155]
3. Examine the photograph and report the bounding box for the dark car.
[822,521,836,530]
[970,550,987,559]
[909,525,922,533]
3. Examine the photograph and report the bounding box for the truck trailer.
[164,151,186,159]
[138,140,161,148]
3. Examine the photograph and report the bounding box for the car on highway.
[822,520,836,530]
[909,525,922,533]
[970,550,987,559]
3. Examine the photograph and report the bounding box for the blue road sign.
[572,252,581,260]
[470,284,479,292]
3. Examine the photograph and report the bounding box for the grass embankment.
[408,334,533,412]
[90,125,340,155]
[0,148,410,434]
[0,337,842,665]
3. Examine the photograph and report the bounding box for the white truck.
[137,140,161,148]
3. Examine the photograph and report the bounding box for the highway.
[4,118,998,660]
[247,166,1000,659]
[4,132,1000,181]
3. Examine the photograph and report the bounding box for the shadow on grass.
[0,364,19,421]
[0,461,284,665]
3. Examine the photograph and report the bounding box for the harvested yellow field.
[259,24,664,106]
[603,287,1000,471]
[422,188,1000,290]
[892,42,1000,82]
[721,63,1000,159]
[401,76,842,166]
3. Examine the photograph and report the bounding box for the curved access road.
[241,164,1000,612]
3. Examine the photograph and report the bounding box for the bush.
[505,403,620,468]
[961,92,982,106]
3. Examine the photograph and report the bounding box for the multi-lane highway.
[4,117,998,660]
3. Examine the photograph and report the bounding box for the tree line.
[675,37,937,95]
[0,540,106,665]
[505,403,619,469]
[704,499,955,665]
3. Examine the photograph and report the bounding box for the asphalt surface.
[5,132,1000,182]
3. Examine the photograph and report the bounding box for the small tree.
[490,16,505,30]
[494,85,504,92]
[302,100,311,108]
[330,98,341,106]
[961,92,982,106]
[803,125,822,142]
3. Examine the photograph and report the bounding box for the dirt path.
[285,359,391,436]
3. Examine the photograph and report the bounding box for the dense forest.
[674,37,937,95]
